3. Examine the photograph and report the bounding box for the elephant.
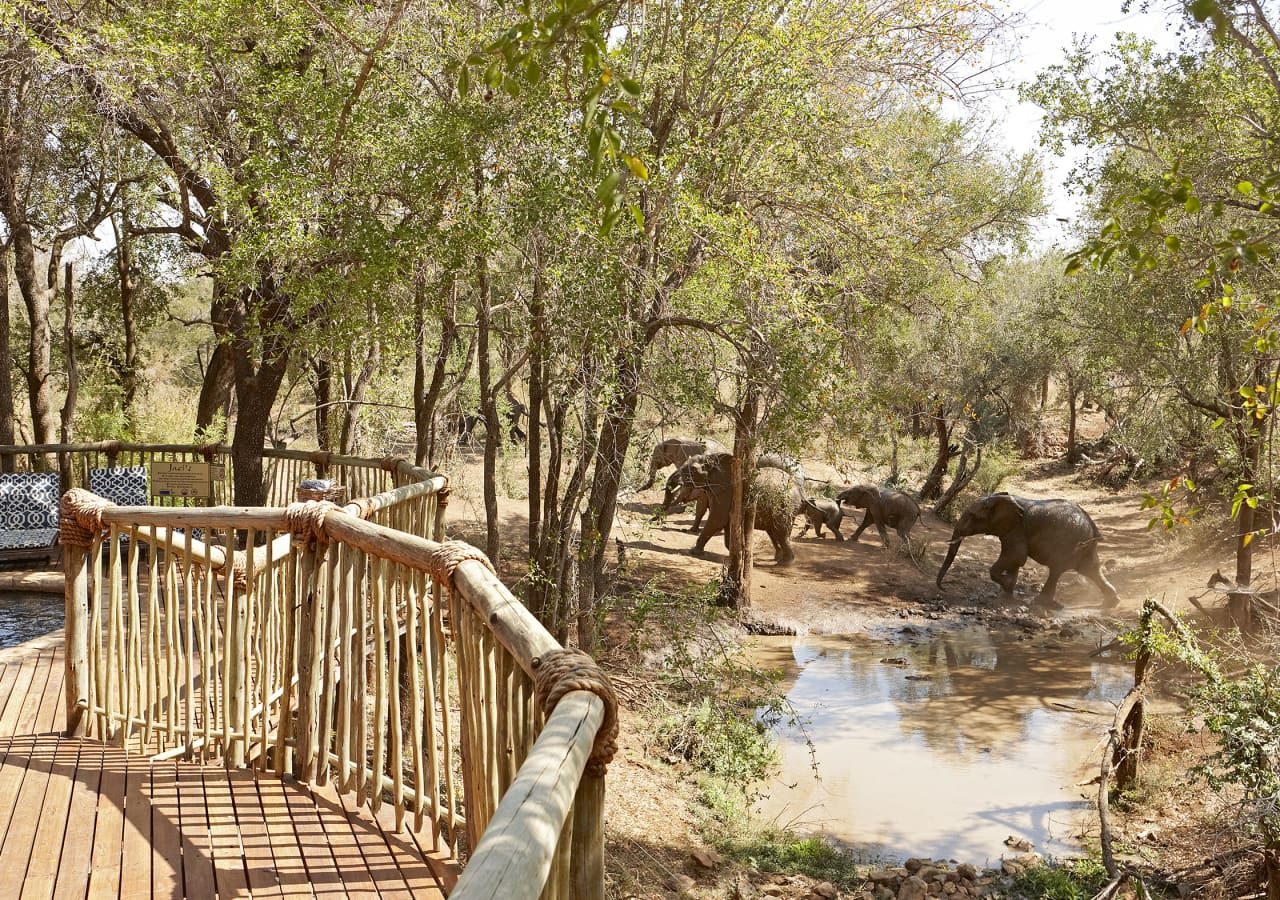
[667,452,802,564]
[935,492,1120,609]
[798,497,844,540]
[659,462,711,533]
[757,452,806,486]
[641,437,729,490]
[836,484,920,546]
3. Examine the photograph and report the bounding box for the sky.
[980,0,1182,247]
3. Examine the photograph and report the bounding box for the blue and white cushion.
[89,466,149,507]
[0,472,60,552]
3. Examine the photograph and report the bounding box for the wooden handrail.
[450,691,605,900]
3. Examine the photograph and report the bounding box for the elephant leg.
[771,523,795,565]
[1035,569,1065,610]
[693,506,729,555]
[851,510,872,541]
[1079,555,1121,607]
[690,497,708,533]
[896,522,912,544]
[874,512,890,548]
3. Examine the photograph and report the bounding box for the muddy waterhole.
[747,623,1162,865]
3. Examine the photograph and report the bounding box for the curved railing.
[0,441,427,505]
[50,453,612,899]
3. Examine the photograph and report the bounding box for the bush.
[1010,859,1109,900]
[657,696,778,787]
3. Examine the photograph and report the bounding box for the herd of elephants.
[641,437,1122,611]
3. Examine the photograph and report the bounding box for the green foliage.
[1009,859,1109,900]
[694,780,861,887]
[657,696,778,787]
[1130,604,1280,850]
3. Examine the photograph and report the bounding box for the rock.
[917,866,940,882]
[1003,835,1033,852]
[881,657,909,666]
[956,864,978,881]
[874,888,896,900]
[897,876,928,900]
[665,873,697,894]
[943,884,957,896]
[1015,853,1041,869]
[868,869,899,885]
[690,848,723,869]
[904,674,932,681]
[904,859,924,873]
[1000,860,1024,877]
[734,875,757,899]
[813,882,839,899]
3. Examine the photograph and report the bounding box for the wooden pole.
[63,542,91,737]
[449,691,605,900]
[569,774,607,900]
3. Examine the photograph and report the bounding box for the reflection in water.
[0,592,63,649]
[749,626,1136,864]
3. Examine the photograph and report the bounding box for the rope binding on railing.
[532,649,619,776]
[285,499,340,549]
[60,488,112,547]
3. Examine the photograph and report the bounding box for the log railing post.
[63,542,91,737]
[569,773,607,900]
[295,541,325,781]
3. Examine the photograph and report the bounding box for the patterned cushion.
[0,528,58,551]
[0,472,60,531]
[89,467,149,507]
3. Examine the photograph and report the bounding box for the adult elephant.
[756,452,806,486]
[667,452,801,565]
[641,437,729,490]
[935,492,1120,609]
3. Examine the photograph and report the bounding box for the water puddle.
[0,592,64,649]
[748,625,1143,865]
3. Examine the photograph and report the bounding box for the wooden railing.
[0,441,425,507]
[57,468,613,899]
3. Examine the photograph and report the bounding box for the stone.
[904,859,924,873]
[734,875,757,899]
[943,883,957,895]
[956,864,978,881]
[898,876,928,900]
[690,848,723,869]
[917,866,940,882]
[869,870,900,885]
[665,873,697,894]
[813,882,839,899]
[874,888,896,900]
[1000,860,1024,877]
[1003,835,1033,852]
[1015,853,1041,869]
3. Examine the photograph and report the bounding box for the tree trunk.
[339,309,380,455]
[195,287,235,437]
[476,243,500,563]
[720,380,760,610]
[920,407,953,500]
[0,246,14,473]
[527,252,546,619]
[113,199,140,419]
[1066,375,1079,462]
[414,277,460,468]
[11,221,56,450]
[59,262,77,488]
[311,356,334,453]
[578,348,644,653]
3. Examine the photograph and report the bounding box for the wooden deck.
[0,635,459,898]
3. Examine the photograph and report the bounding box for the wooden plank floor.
[0,638,460,898]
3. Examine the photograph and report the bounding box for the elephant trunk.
[936,533,964,587]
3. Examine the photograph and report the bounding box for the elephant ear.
[987,493,1026,532]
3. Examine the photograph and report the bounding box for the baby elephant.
[798,497,844,540]
[836,484,920,546]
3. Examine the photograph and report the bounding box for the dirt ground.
[440,446,1246,898]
